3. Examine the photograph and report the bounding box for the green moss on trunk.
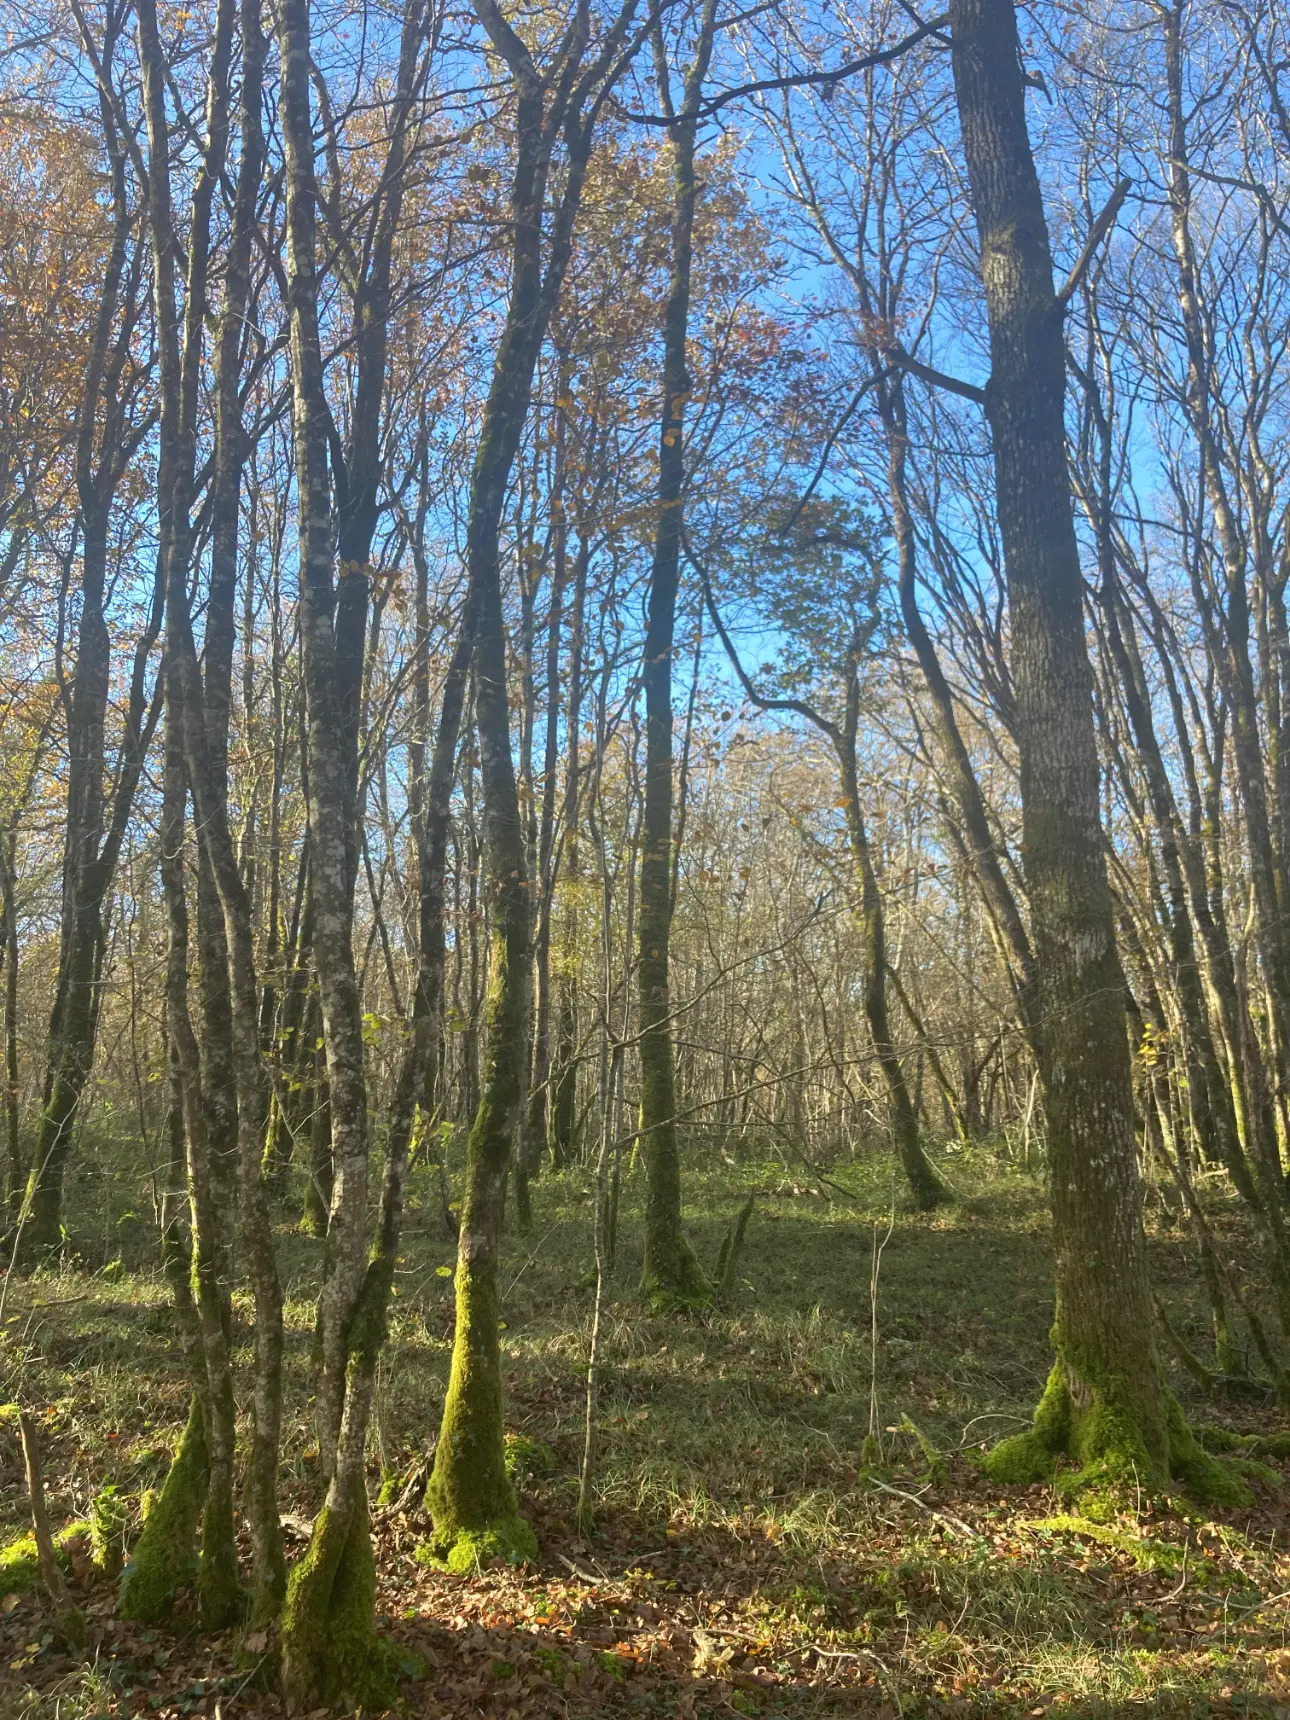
[197,1466,241,1630]
[118,1395,208,1621]
[425,1245,537,1570]
[278,1495,399,1711]
[983,1359,1250,1514]
[89,1486,127,1578]
[640,1205,713,1314]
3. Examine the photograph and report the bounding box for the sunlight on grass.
[3,1150,1286,1715]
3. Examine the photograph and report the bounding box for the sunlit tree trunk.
[951,0,1239,1502]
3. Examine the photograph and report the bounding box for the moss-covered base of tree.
[641,1230,714,1314]
[0,1522,91,1594]
[417,1513,539,1574]
[427,1241,538,1573]
[425,1428,537,1574]
[197,1479,242,1631]
[983,1361,1251,1515]
[118,1395,208,1622]
[279,1497,400,1713]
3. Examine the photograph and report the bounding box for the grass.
[0,1143,1287,1717]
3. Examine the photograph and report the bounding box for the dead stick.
[18,1410,86,1649]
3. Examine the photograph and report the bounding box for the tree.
[699,496,950,1210]
[425,0,650,1567]
[947,0,1238,1501]
[636,0,720,1309]
[22,0,161,1262]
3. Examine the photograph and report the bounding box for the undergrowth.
[0,1147,1286,1717]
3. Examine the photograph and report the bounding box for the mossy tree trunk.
[137,0,241,1626]
[139,0,287,1623]
[275,0,378,1690]
[147,712,238,1628]
[426,57,550,1575]
[948,0,1241,1505]
[638,6,718,1312]
[427,0,642,1558]
[275,0,440,1700]
[119,1394,211,1623]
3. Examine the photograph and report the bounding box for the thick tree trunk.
[949,0,1241,1504]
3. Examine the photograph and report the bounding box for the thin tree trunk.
[638,6,718,1309]
[426,0,640,1558]
[838,724,948,1211]
[25,17,160,1258]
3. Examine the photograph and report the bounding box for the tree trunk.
[838,730,948,1211]
[23,26,158,1258]
[638,10,718,1310]
[426,0,631,1557]
[949,0,1242,1505]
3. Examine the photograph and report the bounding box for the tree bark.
[949,0,1240,1503]
[638,5,718,1309]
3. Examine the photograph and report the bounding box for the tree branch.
[885,341,986,405]
[621,10,949,124]
[683,530,840,743]
[1056,176,1132,310]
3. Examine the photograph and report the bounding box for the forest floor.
[0,1150,1288,1720]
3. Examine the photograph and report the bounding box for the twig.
[865,1475,982,1542]
[1162,1545,1189,1603]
